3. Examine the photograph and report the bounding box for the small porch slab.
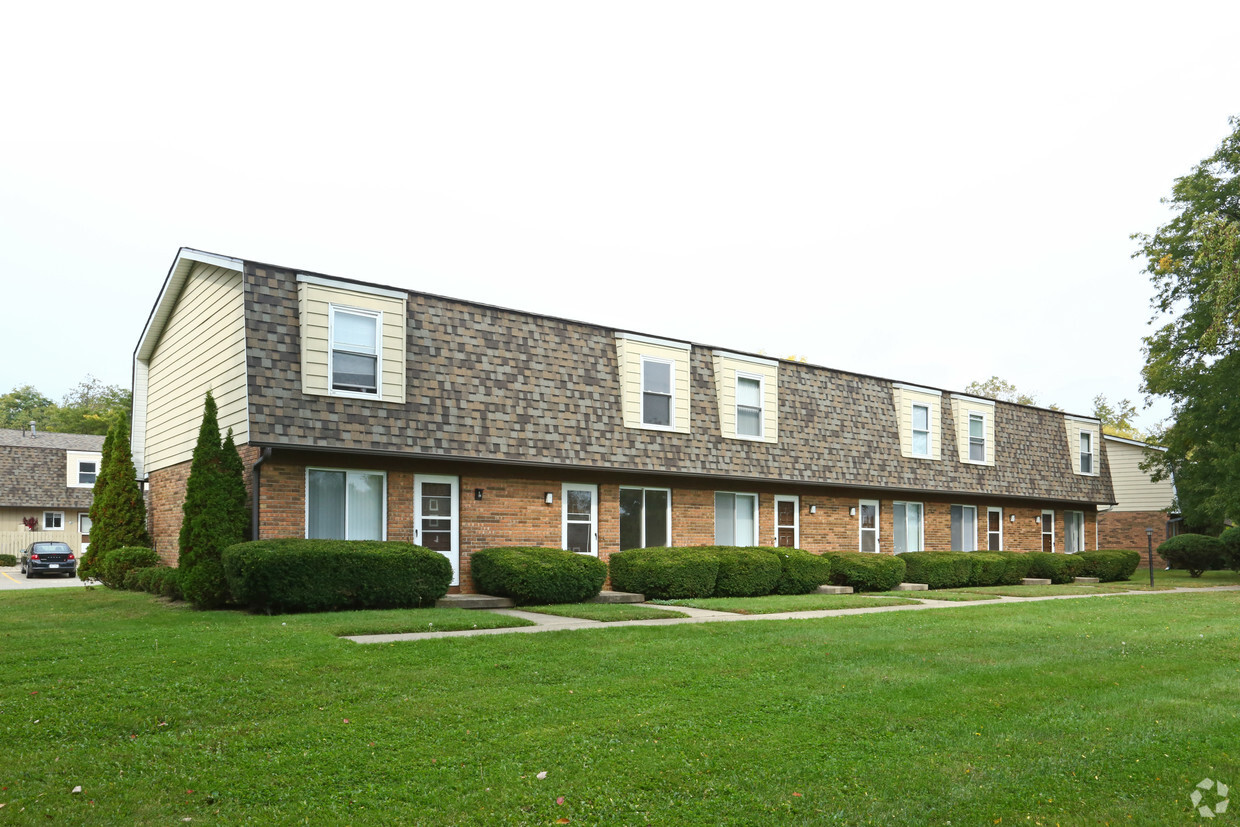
[1074,576,1101,584]
[815,585,855,595]
[436,593,515,610]
[892,583,929,591]
[587,590,646,604]
[1021,578,1052,586]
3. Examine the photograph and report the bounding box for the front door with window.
[562,483,598,556]
[774,495,798,547]
[415,475,459,586]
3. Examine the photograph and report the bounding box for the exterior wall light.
[544,492,554,505]
[809,505,817,515]
[849,506,856,517]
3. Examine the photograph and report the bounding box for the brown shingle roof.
[0,430,104,451]
[240,262,1114,505]
[0,439,99,510]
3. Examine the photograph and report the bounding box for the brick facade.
[247,449,1100,593]
[147,444,261,566]
[1098,510,1171,567]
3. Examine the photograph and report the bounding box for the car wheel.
[25,567,35,580]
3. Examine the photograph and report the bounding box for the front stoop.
[1074,576,1101,584]
[815,585,854,595]
[587,590,646,604]
[436,594,515,610]
[1021,578,1053,586]
[893,583,929,591]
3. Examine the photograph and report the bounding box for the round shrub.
[1074,549,1141,581]
[608,548,719,599]
[900,552,973,589]
[471,547,607,605]
[1156,535,1226,577]
[1023,552,1083,584]
[824,552,906,592]
[223,539,452,613]
[0,554,17,567]
[1220,527,1240,572]
[968,552,1014,587]
[708,547,782,597]
[96,547,160,590]
[762,547,831,594]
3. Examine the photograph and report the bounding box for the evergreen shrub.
[709,547,783,597]
[824,552,906,592]
[608,548,719,599]
[1076,549,1141,581]
[0,554,16,567]
[761,547,831,594]
[470,547,607,605]
[96,547,160,590]
[1023,552,1084,583]
[1220,527,1240,572]
[1156,535,1226,577]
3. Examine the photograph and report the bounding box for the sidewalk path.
[343,584,1240,644]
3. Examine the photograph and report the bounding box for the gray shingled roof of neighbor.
[229,257,1115,506]
[0,431,102,509]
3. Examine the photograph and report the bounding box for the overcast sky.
[2,2,1236,431]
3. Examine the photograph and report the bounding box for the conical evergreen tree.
[79,424,115,579]
[178,392,240,607]
[221,428,250,543]
[81,418,151,580]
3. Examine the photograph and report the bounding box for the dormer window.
[641,357,674,428]
[912,404,930,457]
[736,374,763,438]
[78,460,97,486]
[330,306,380,396]
[1080,432,1093,474]
[969,414,986,462]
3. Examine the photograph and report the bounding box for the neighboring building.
[1096,435,1178,564]
[132,248,1116,591]
[0,427,102,558]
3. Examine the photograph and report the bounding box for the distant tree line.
[0,376,131,435]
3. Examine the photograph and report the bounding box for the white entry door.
[415,475,459,586]
[562,483,598,556]
[774,495,799,547]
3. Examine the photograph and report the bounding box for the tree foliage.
[80,418,152,579]
[1092,394,1142,440]
[0,375,130,435]
[178,392,246,608]
[964,376,1047,407]
[1134,115,1240,528]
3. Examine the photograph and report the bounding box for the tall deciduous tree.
[1092,394,1142,440]
[0,385,56,430]
[1134,115,1240,530]
[178,392,242,608]
[81,417,151,579]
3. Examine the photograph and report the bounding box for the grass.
[3,586,1240,824]
[1117,568,1240,588]
[520,603,688,622]
[886,590,1002,601]
[313,606,534,636]
[653,593,921,613]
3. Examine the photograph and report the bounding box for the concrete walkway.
[343,584,1240,644]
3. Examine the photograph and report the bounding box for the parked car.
[20,542,77,578]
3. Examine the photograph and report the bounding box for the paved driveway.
[0,567,87,591]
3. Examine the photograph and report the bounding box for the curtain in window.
[619,489,644,550]
[348,472,384,540]
[308,470,346,539]
[951,505,976,551]
[642,361,672,426]
[645,489,668,547]
[715,493,735,545]
[912,405,929,455]
[735,494,755,546]
[894,503,907,553]
[907,503,922,551]
[737,377,762,436]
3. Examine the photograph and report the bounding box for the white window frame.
[714,492,759,546]
[79,513,93,535]
[561,483,599,557]
[911,403,931,458]
[77,460,98,487]
[892,501,924,554]
[967,413,987,464]
[1080,432,1094,474]
[773,494,799,547]
[619,486,672,550]
[858,499,880,553]
[639,356,675,430]
[43,511,64,531]
[951,504,977,551]
[1065,510,1085,553]
[327,304,382,399]
[304,467,388,541]
[986,507,1003,551]
[1041,509,1055,552]
[734,371,765,440]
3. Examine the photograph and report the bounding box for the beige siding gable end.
[712,352,778,443]
[1106,439,1174,511]
[614,334,691,434]
[65,451,102,488]
[297,281,407,405]
[1064,417,1101,477]
[950,396,996,467]
[892,385,941,460]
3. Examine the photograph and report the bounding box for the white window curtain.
[308,469,383,540]
[950,505,977,551]
[893,502,923,553]
[736,376,762,436]
[715,493,757,546]
[912,405,929,455]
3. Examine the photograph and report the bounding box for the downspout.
[251,447,272,541]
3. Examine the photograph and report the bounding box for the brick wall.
[146,444,261,566]
[1098,510,1170,566]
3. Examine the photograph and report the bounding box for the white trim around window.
[773,494,799,548]
[1041,509,1055,552]
[734,371,764,439]
[43,511,64,531]
[76,459,98,487]
[892,501,924,553]
[619,486,672,550]
[987,507,1003,551]
[640,356,675,430]
[327,304,382,399]
[79,513,93,536]
[1080,431,1094,474]
[967,412,987,464]
[305,467,388,541]
[911,403,931,457]
[950,504,977,551]
[561,483,599,556]
[858,499,879,552]
[1065,510,1085,553]
[714,492,759,546]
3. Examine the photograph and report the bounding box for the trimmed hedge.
[123,565,184,600]
[471,547,607,605]
[222,540,452,614]
[900,552,974,589]
[1157,535,1226,577]
[0,554,16,567]
[1023,552,1084,584]
[96,547,160,590]
[763,547,832,595]
[1076,549,1141,581]
[710,547,783,597]
[608,548,719,599]
[824,552,906,592]
[1221,527,1240,572]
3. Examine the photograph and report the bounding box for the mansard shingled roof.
[0,430,102,510]
[240,260,1114,505]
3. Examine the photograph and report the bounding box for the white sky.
[2,1,1237,431]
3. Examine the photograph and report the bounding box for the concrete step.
[815,585,855,595]
[893,582,929,591]
[436,593,514,610]
[1021,578,1052,586]
[1074,576,1101,584]
[588,590,645,604]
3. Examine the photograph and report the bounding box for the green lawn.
[2,587,1239,824]
[654,593,921,613]
[313,606,534,636]
[1116,568,1240,588]
[521,603,688,622]
[887,590,1002,601]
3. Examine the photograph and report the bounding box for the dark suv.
[20,542,77,578]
